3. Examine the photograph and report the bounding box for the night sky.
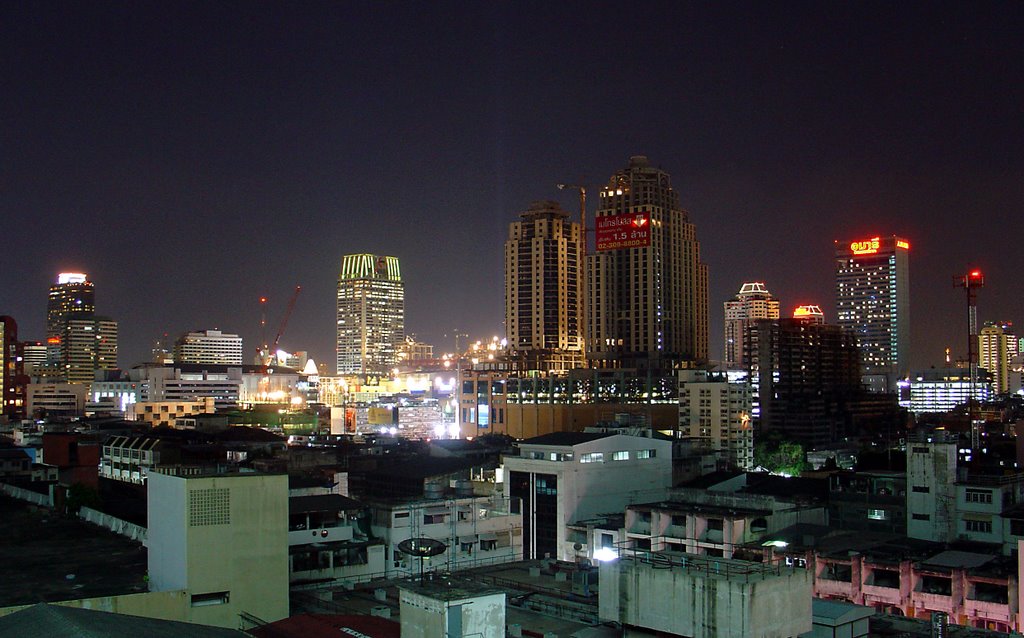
[3,2,1022,370]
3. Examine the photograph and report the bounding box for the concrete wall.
[78,506,147,542]
[0,590,188,621]
[0,482,52,507]
[148,472,188,591]
[147,472,289,628]
[399,588,505,638]
[600,556,812,638]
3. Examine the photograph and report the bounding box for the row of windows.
[965,489,993,504]
[580,449,656,463]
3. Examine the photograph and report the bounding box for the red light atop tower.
[970,270,982,279]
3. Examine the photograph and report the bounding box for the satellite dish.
[398,537,448,582]
[398,537,447,557]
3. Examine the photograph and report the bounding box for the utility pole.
[954,268,984,449]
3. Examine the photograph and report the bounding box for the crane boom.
[271,285,302,353]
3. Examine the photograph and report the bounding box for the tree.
[754,441,809,476]
[65,482,102,515]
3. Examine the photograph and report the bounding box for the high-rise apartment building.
[173,329,244,365]
[723,282,779,367]
[1,316,27,420]
[587,156,708,369]
[678,369,753,470]
[979,322,1018,395]
[61,316,118,385]
[505,200,584,372]
[336,254,404,375]
[746,316,864,448]
[835,235,910,392]
[46,272,95,366]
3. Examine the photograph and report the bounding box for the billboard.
[595,211,651,251]
[368,406,398,425]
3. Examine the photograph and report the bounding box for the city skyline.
[3,3,1022,368]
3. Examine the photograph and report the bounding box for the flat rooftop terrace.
[0,495,148,608]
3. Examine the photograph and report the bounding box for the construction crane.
[257,285,302,366]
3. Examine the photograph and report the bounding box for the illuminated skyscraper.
[979,322,1017,395]
[42,272,117,387]
[336,254,404,375]
[61,316,118,386]
[505,200,584,372]
[835,235,910,392]
[587,156,708,369]
[46,272,95,366]
[723,282,779,367]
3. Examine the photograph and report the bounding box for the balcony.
[289,524,354,547]
[628,519,651,535]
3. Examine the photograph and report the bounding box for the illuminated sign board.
[596,211,651,251]
[849,237,880,255]
[896,239,910,250]
[368,406,397,425]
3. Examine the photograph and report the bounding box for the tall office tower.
[505,200,584,372]
[1,316,27,420]
[46,272,95,366]
[723,282,779,367]
[979,322,1018,395]
[61,316,118,385]
[835,235,910,392]
[336,254,404,375]
[587,156,709,369]
[173,329,244,365]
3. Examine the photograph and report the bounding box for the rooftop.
[0,604,246,638]
[399,573,505,602]
[289,494,364,515]
[518,432,613,447]
[0,496,147,608]
[251,614,399,638]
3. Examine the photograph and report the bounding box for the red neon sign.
[596,211,652,251]
[849,237,880,255]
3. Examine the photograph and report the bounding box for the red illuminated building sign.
[849,237,880,255]
[847,236,911,255]
[596,211,652,251]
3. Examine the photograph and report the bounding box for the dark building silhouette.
[747,316,900,448]
[1,316,27,421]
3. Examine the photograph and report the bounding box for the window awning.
[424,507,448,516]
[458,536,477,544]
[479,532,498,541]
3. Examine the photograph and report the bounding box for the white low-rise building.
[369,493,522,578]
[503,431,673,561]
[288,494,385,584]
